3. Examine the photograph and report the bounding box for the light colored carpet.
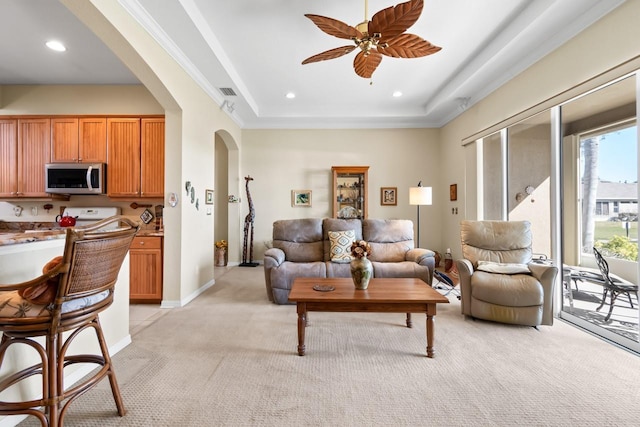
[20,267,640,426]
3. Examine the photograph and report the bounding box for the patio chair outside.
[593,247,639,322]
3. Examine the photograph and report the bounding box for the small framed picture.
[205,189,214,205]
[292,190,312,207]
[381,187,397,206]
[450,184,457,201]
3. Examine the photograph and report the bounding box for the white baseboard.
[160,278,216,308]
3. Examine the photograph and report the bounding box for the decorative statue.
[240,175,258,267]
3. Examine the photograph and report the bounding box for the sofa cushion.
[363,219,414,262]
[460,220,533,267]
[323,218,362,262]
[328,230,355,263]
[471,271,543,306]
[476,260,530,274]
[272,218,323,262]
[270,261,327,304]
[326,261,351,278]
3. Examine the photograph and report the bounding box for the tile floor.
[129,303,167,336]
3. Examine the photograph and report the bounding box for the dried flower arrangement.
[350,240,372,259]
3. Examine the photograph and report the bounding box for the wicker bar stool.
[0,216,139,426]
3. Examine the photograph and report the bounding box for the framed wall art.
[380,187,397,206]
[205,189,214,205]
[292,190,312,207]
[450,184,457,201]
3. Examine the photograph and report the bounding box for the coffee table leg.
[406,312,412,328]
[426,304,435,358]
[297,303,306,356]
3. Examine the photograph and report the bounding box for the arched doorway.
[214,130,240,267]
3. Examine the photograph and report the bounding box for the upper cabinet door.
[140,118,165,198]
[0,119,18,197]
[78,118,107,163]
[51,118,79,163]
[18,118,50,197]
[52,118,107,163]
[107,118,141,197]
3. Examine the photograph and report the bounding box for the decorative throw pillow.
[18,256,62,305]
[328,230,356,263]
[476,260,530,274]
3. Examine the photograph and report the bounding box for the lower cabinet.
[129,236,163,303]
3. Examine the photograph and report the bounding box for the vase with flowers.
[350,240,373,290]
[215,240,228,267]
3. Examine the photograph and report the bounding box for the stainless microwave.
[45,163,106,195]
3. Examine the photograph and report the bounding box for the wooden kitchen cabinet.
[51,117,107,163]
[0,119,18,197]
[129,236,163,303]
[0,118,50,198]
[107,117,164,198]
[107,118,141,197]
[140,118,165,198]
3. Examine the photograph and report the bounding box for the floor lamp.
[409,181,432,248]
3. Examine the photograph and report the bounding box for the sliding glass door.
[475,73,639,353]
[560,75,638,351]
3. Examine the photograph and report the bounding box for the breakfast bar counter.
[0,229,66,246]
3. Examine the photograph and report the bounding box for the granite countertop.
[0,229,67,246]
[0,221,163,246]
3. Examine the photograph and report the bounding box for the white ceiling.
[0,0,626,129]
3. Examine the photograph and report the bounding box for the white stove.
[63,207,121,227]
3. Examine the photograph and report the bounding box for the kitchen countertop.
[0,229,67,246]
[0,227,163,247]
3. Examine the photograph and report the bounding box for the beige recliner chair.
[455,220,558,327]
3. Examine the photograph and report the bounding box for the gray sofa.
[263,218,436,304]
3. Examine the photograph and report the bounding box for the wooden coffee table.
[288,277,449,358]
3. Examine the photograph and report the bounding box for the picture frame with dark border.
[380,187,397,206]
[205,189,214,204]
[450,184,457,201]
[292,190,312,207]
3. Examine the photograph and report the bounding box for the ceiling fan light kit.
[302,0,441,79]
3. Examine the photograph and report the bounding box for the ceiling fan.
[302,0,441,79]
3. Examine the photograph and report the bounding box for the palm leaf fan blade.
[304,14,363,39]
[302,45,357,64]
[353,51,383,79]
[379,33,441,58]
[369,0,424,43]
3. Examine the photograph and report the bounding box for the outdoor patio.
[563,271,639,342]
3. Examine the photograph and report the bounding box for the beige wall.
[440,0,640,259]
[0,85,161,114]
[241,128,443,260]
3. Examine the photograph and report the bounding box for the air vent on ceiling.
[218,87,237,96]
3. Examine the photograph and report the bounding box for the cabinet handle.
[139,241,145,245]
[78,158,82,162]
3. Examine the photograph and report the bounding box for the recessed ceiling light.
[286,92,296,99]
[46,40,66,52]
[392,91,403,98]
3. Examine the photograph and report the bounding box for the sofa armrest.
[456,259,474,316]
[528,263,558,326]
[264,247,285,266]
[263,248,285,302]
[405,248,435,284]
[405,248,435,265]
